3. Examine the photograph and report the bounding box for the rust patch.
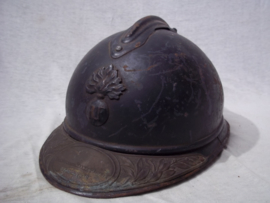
[174,53,187,58]
[123,65,136,72]
[147,63,159,71]
[135,42,141,48]
[147,123,157,128]
[131,80,143,90]
[123,64,160,72]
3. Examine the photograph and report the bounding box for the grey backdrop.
[1,0,270,202]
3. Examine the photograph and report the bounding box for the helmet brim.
[39,121,229,198]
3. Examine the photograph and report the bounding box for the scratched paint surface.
[65,16,225,155]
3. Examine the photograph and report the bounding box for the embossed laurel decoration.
[40,125,208,194]
[86,64,125,99]
[117,155,206,186]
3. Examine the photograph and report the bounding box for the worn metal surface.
[39,15,230,198]
[40,122,229,198]
[65,16,225,154]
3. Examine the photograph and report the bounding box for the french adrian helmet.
[39,16,230,198]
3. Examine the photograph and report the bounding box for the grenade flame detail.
[86,64,125,126]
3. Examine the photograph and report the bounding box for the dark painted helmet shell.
[64,16,225,155]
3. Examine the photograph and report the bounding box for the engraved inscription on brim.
[46,146,118,191]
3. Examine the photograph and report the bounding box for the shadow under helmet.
[39,16,230,198]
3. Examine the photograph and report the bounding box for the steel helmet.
[39,16,230,198]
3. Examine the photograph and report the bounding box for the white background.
[0,0,270,202]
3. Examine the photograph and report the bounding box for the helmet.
[39,16,230,198]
